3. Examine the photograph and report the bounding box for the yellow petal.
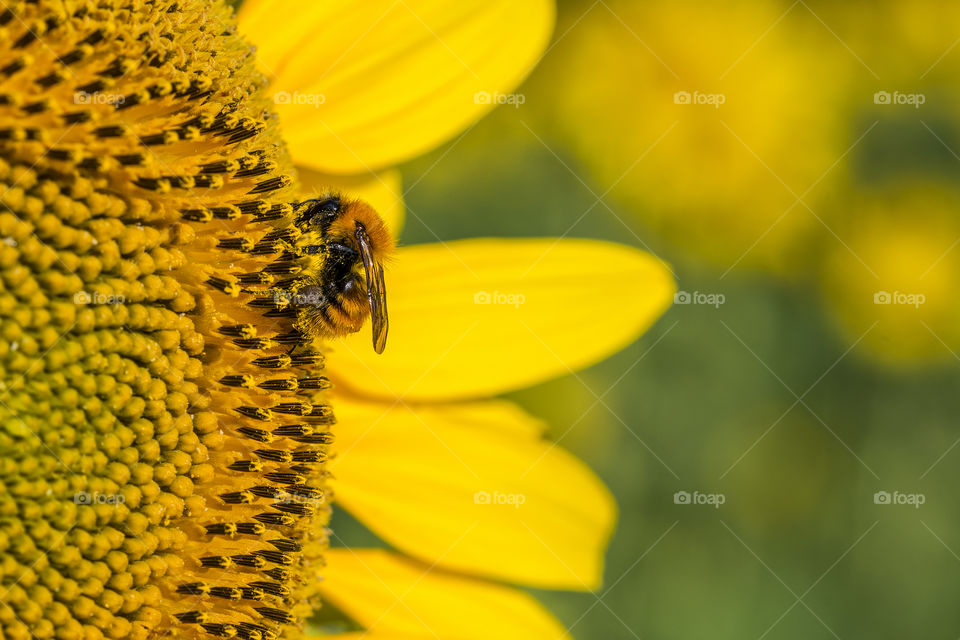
[326,238,675,401]
[238,0,554,173]
[312,636,397,640]
[312,635,418,640]
[329,397,616,590]
[297,166,405,236]
[319,549,571,639]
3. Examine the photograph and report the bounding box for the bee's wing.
[355,224,389,354]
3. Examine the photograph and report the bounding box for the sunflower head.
[0,1,348,638]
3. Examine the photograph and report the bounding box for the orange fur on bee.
[327,199,395,259]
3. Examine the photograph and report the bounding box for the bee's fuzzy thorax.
[328,199,395,259]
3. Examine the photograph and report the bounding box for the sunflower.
[531,0,855,276]
[819,183,960,366]
[0,2,673,640]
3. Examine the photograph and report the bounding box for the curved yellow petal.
[313,635,421,640]
[238,0,555,173]
[329,397,616,590]
[326,238,675,401]
[297,166,405,236]
[319,549,571,639]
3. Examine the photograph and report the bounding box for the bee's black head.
[294,196,341,232]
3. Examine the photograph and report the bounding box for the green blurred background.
[336,0,960,637]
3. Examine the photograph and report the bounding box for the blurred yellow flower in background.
[531,0,855,275]
[802,0,960,87]
[799,0,960,365]
[525,0,960,366]
[820,184,960,367]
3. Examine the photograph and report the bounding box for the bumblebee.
[291,195,392,353]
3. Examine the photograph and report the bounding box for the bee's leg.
[293,199,321,228]
[302,241,358,260]
[321,242,360,268]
